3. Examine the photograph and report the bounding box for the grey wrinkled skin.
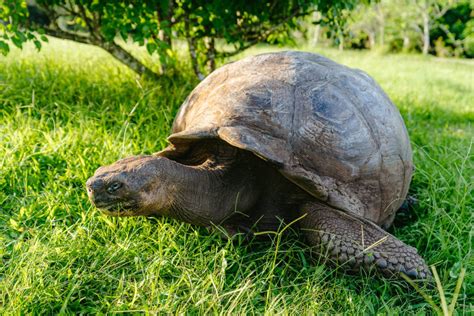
[87,51,430,280]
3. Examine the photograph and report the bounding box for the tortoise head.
[86,155,173,216]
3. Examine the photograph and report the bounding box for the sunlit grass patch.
[0,39,472,313]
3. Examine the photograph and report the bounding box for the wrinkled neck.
[160,158,232,225]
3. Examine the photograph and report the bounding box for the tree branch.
[98,40,160,79]
[43,27,160,79]
[43,27,93,45]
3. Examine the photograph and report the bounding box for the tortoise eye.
[107,182,122,194]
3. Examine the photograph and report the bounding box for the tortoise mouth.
[93,200,140,215]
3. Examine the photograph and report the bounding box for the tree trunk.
[310,11,322,47]
[368,31,375,50]
[205,37,216,73]
[338,33,344,51]
[422,11,430,55]
[312,24,321,47]
[403,34,410,51]
[375,4,385,48]
[159,30,172,50]
[184,17,205,80]
[158,29,172,74]
[187,37,204,80]
[378,24,385,48]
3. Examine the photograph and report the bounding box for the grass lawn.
[0,39,472,314]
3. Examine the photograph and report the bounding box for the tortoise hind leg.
[299,202,430,279]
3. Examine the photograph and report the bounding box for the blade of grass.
[400,272,442,315]
[448,267,466,316]
[431,265,449,316]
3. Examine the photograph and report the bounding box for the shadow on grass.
[0,59,195,126]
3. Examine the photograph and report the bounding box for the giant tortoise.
[86,51,429,279]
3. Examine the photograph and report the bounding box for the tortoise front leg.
[299,203,430,279]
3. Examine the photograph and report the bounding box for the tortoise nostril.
[86,178,101,193]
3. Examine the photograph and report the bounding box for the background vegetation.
[322,0,473,57]
[1,0,472,80]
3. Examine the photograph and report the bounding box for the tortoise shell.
[161,51,413,226]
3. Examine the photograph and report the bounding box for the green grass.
[0,39,472,314]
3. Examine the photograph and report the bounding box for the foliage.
[327,0,473,57]
[0,0,47,54]
[431,2,474,57]
[0,0,361,78]
[0,40,472,314]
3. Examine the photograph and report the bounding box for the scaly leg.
[300,202,430,279]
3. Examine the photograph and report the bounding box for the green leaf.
[11,36,23,49]
[33,39,42,51]
[146,42,157,54]
[0,40,10,55]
